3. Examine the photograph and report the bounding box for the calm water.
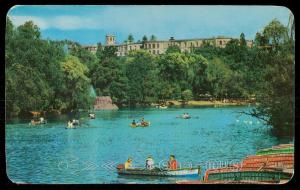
[6,106,293,184]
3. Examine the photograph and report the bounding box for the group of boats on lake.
[176,144,294,184]
[26,110,294,184]
[115,144,294,183]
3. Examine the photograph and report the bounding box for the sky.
[7,5,292,45]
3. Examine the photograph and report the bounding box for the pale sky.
[7,5,292,45]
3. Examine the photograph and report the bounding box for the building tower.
[106,35,116,45]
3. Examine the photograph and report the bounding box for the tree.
[95,45,117,63]
[150,35,157,41]
[125,50,159,106]
[181,89,193,103]
[70,46,98,76]
[142,35,148,43]
[92,57,128,106]
[188,54,210,97]
[6,20,67,117]
[60,56,94,111]
[247,19,295,136]
[240,33,246,47]
[17,21,41,40]
[165,45,181,54]
[254,32,268,47]
[128,34,134,43]
[263,19,287,47]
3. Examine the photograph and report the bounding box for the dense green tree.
[128,34,134,43]
[68,45,98,74]
[240,33,247,47]
[142,35,148,42]
[165,45,181,54]
[92,57,128,106]
[150,35,157,41]
[60,55,94,111]
[125,50,159,106]
[247,19,295,136]
[181,89,193,103]
[263,19,287,47]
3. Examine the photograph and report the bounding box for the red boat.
[242,154,294,169]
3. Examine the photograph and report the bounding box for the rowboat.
[176,180,280,184]
[157,105,168,109]
[29,120,47,126]
[176,116,191,119]
[130,121,151,128]
[256,146,294,156]
[242,154,294,169]
[205,170,292,182]
[89,113,96,119]
[117,165,200,177]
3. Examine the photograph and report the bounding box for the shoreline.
[153,100,253,107]
[6,100,254,119]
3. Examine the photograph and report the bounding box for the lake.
[5,106,293,184]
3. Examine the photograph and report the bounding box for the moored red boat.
[241,154,294,169]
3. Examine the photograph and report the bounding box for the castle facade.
[83,35,253,56]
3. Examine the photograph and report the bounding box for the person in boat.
[124,157,133,170]
[182,113,190,119]
[67,120,74,128]
[89,113,95,119]
[132,119,136,125]
[40,117,45,123]
[168,155,178,170]
[145,156,155,170]
[141,118,145,125]
[72,119,79,125]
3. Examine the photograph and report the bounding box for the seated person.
[132,119,136,125]
[124,157,133,169]
[168,155,178,170]
[145,156,155,170]
[67,120,73,128]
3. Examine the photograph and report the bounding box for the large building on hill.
[83,34,253,56]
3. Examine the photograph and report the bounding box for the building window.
[157,43,159,48]
[152,44,155,48]
[219,41,222,45]
[152,50,155,54]
[185,42,187,47]
[157,50,159,54]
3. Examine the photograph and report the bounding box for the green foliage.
[92,56,128,106]
[61,56,94,110]
[128,34,134,43]
[150,35,157,41]
[165,45,181,54]
[69,46,98,74]
[96,46,118,61]
[5,18,95,117]
[5,18,295,136]
[125,50,158,106]
[142,35,148,42]
[181,89,193,102]
[262,19,287,46]
[240,33,246,47]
